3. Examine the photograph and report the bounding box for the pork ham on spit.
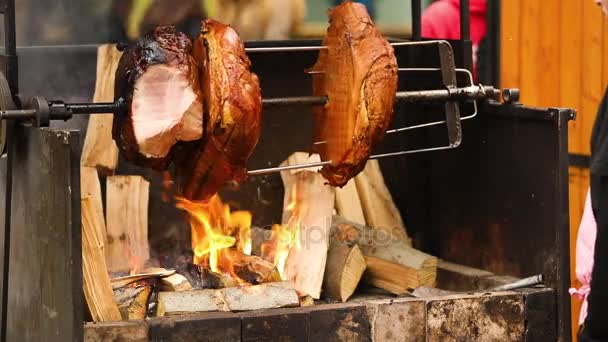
[180,19,262,201]
[113,21,262,201]
[114,25,204,170]
[310,2,398,187]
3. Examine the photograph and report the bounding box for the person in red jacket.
[421,0,486,80]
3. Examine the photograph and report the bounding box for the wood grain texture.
[105,175,150,273]
[354,160,411,246]
[7,127,83,340]
[81,44,121,171]
[334,179,365,225]
[499,0,520,89]
[80,166,105,241]
[501,0,608,337]
[280,153,335,299]
[82,196,122,322]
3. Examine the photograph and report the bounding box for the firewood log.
[110,269,175,289]
[354,160,411,246]
[114,283,152,320]
[280,152,336,299]
[81,196,122,322]
[323,243,366,302]
[105,175,150,273]
[332,216,437,293]
[218,282,300,311]
[160,273,192,292]
[334,179,366,225]
[80,166,105,241]
[156,282,299,316]
[226,249,282,284]
[81,44,121,172]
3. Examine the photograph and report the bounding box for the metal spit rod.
[0,84,496,120]
[249,67,485,176]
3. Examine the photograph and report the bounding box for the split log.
[157,282,299,316]
[354,160,411,246]
[323,243,367,302]
[105,175,150,273]
[280,152,336,299]
[225,249,281,284]
[81,196,122,322]
[363,256,415,294]
[81,44,122,172]
[332,216,437,292]
[334,179,365,225]
[114,283,152,320]
[80,166,105,241]
[157,289,220,316]
[218,282,300,311]
[111,269,175,289]
[161,273,192,292]
[201,268,239,289]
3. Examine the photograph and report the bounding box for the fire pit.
[0,0,573,341]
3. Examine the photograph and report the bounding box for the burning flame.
[261,182,303,278]
[175,194,252,274]
[174,181,305,284]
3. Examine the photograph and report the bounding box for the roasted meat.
[310,2,398,187]
[180,19,262,201]
[113,25,204,170]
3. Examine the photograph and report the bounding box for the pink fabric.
[570,188,597,325]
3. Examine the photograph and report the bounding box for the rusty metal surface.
[4,125,82,341]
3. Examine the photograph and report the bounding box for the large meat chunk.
[310,2,398,187]
[179,19,262,201]
[113,25,204,170]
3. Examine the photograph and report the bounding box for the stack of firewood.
[252,152,438,303]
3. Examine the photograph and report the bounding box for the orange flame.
[175,194,252,274]
[261,182,303,278]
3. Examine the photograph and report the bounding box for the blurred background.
[8,0,435,45]
[3,0,605,340]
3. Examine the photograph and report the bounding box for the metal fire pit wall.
[0,39,573,341]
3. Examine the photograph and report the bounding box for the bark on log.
[280,152,336,299]
[218,282,300,311]
[105,175,150,273]
[110,269,175,289]
[157,282,299,316]
[114,283,152,320]
[81,44,121,172]
[81,196,122,322]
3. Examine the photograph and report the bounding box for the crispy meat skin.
[113,25,202,170]
[180,19,262,201]
[311,2,398,187]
